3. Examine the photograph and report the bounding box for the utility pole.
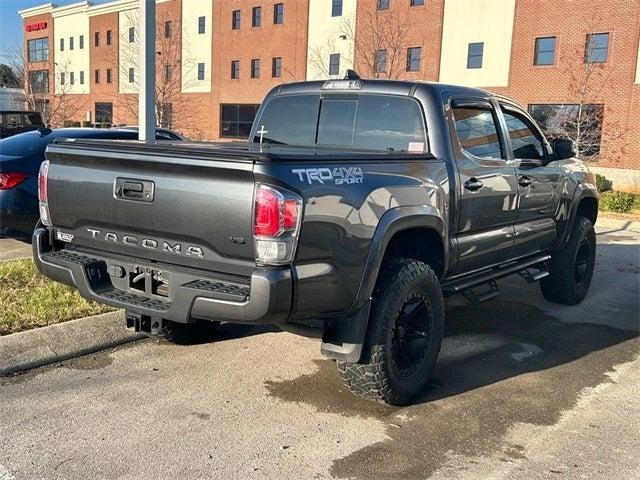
[138,0,156,141]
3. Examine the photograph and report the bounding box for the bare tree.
[307,9,412,80]
[5,42,79,126]
[536,15,622,161]
[347,9,412,79]
[113,9,205,137]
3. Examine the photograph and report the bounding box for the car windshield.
[253,93,427,153]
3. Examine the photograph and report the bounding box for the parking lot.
[1,226,638,480]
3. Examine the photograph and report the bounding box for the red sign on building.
[25,21,48,32]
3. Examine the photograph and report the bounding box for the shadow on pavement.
[266,240,639,480]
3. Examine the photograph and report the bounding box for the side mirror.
[550,138,576,161]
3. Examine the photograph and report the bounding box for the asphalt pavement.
[0,226,638,479]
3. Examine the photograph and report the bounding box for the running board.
[461,280,500,305]
[442,254,551,295]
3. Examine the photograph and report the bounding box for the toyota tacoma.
[33,78,598,405]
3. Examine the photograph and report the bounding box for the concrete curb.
[0,310,145,376]
[597,214,640,233]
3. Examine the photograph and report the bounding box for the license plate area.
[127,266,170,298]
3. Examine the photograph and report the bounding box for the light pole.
[138,0,156,141]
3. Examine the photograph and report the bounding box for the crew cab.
[33,78,598,405]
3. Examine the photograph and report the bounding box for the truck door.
[497,102,561,258]
[449,98,518,275]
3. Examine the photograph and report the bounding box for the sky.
[0,0,111,64]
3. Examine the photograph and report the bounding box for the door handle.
[464,178,484,191]
[519,176,532,187]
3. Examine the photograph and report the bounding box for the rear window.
[253,94,426,152]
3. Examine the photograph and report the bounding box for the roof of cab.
[271,78,495,98]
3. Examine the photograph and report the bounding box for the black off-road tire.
[540,216,596,305]
[337,257,445,405]
[159,319,221,345]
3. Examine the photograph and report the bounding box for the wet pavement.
[0,227,638,479]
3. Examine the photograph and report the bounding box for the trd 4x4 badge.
[292,167,364,185]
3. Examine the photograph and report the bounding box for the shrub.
[595,174,612,193]
[600,191,637,214]
[100,122,112,129]
[62,120,81,127]
[81,120,92,127]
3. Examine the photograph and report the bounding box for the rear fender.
[321,206,446,362]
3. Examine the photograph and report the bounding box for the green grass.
[0,258,114,336]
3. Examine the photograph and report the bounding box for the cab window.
[452,105,503,159]
[501,107,545,161]
[254,93,427,152]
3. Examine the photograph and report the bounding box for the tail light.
[0,172,29,190]
[253,184,302,266]
[38,160,52,226]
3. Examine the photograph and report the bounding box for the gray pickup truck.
[34,78,598,405]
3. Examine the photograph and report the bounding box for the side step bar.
[442,254,551,304]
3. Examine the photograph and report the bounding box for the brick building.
[19,0,640,189]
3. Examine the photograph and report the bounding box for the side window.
[452,104,503,159]
[4,113,21,128]
[501,108,545,161]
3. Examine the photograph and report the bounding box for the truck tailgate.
[44,140,256,276]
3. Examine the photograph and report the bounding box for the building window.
[70,71,75,85]
[529,104,604,157]
[411,0,424,5]
[231,60,240,79]
[107,30,112,45]
[274,3,284,24]
[377,0,389,10]
[60,72,65,85]
[406,47,421,71]
[128,67,135,83]
[585,33,609,63]
[534,36,556,65]
[79,71,84,84]
[129,27,135,43]
[220,104,260,138]
[60,38,64,51]
[332,0,343,16]
[251,59,260,78]
[198,62,205,80]
[198,16,205,34]
[329,53,340,75]
[272,57,282,77]
[28,70,49,93]
[79,35,84,49]
[165,64,172,80]
[252,6,261,27]
[95,69,100,84]
[95,102,113,124]
[467,42,484,69]
[106,68,112,83]
[232,10,241,29]
[69,37,74,50]
[27,38,48,63]
[375,49,387,74]
[164,21,173,38]
[94,31,100,47]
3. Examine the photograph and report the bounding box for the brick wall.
[494,0,640,171]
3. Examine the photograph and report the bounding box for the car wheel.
[540,216,596,305]
[337,257,445,405]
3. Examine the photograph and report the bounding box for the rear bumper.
[32,227,293,324]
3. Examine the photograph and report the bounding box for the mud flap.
[320,300,371,363]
